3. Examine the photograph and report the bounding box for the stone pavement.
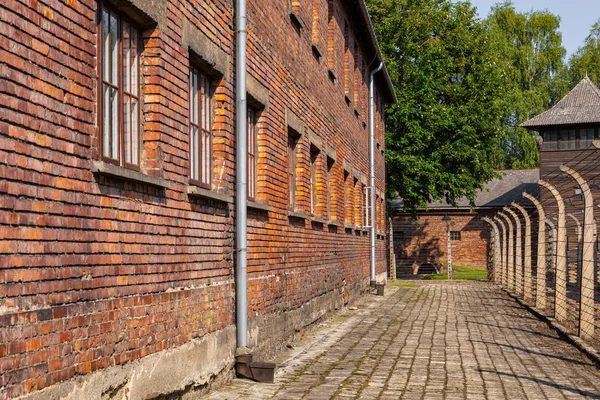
[205,281,600,399]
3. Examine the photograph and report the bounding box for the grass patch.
[389,281,417,288]
[422,266,488,281]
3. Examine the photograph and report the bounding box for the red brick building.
[0,0,394,398]
[390,169,539,275]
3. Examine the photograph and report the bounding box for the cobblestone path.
[205,281,600,399]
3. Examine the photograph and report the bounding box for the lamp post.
[443,214,452,280]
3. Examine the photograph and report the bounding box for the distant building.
[389,169,539,275]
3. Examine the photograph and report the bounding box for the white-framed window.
[98,2,141,168]
[189,67,212,187]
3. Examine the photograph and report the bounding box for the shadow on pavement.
[478,369,600,399]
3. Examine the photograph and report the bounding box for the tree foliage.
[484,2,567,169]
[569,19,600,87]
[368,0,506,211]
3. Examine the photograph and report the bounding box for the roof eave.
[356,0,397,105]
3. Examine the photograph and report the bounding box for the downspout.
[369,62,384,285]
[235,0,248,350]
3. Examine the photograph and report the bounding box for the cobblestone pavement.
[205,281,600,399]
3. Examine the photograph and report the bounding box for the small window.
[580,128,595,148]
[189,67,212,187]
[344,170,351,224]
[327,157,336,222]
[310,145,320,216]
[450,231,461,241]
[353,177,360,226]
[288,129,300,210]
[543,131,558,149]
[561,129,576,149]
[247,108,257,200]
[98,3,141,167]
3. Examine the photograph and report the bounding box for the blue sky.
[467,0,600,59]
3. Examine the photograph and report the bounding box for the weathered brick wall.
[391,211,494,273]
[0,0,389,397]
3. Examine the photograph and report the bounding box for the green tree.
[485,2,567,169]
[367,0,506,211]
[569,19,600,87]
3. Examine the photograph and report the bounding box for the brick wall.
[0,0,390,397]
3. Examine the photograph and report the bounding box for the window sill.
[92,161,169,188]
[312,43,322,59]
[248,200,272,212]
[344,94,352,106]
[289,10,304,31]
[311,217,327,225]
[327,68,336,82]
[288,210,309,219]
[327,220,341,227]
[187,185,233,203]
[354,108,360,118]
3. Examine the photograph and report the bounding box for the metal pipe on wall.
[369,62,383,284]
[235,0,248,349]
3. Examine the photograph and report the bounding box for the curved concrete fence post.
[494,216,508,288]
[498,212,515,293]
[539,180,567,322]
[513,203,532,303]
[560,165,596,341]
[505,207,523,297]
[523,192,546,310]
[545,218,558,315]
[567,213,582,286]
[482,217,501,284]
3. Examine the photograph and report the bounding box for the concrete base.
[248,278,368,362]
[21,327,237,400]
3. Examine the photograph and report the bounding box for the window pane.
[124,96,131,162]
[201,76,210,131]
[131,28,139,95]
[581,128,594,147]
[202,130,210,184]
[543,131,557,149]
[102,10,110,82]
[110,13,118,85]
[131,98,138,164]
[103,84,110,157]
[110,87,118,159]
[193,126,199,180]
[122,21,131,93]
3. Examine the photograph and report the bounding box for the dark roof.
[347,0,397,105]
[521,77,600,129]
[389,169,540,211]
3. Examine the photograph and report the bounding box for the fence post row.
[482,217,501,284]
[494,216,508,288]
[512,203,533,303]
[560,165,596,341]
[523,192,546,311]
[498,212,515,292]
[504,207,524,296]
[539,180,568,323]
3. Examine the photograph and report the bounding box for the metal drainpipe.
[369,62,383,285]
[235,0,248,350]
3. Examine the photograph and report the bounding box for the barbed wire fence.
[484,144,600,351]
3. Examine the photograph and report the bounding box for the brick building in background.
[389,169,539,275]
[0,0,395,398]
